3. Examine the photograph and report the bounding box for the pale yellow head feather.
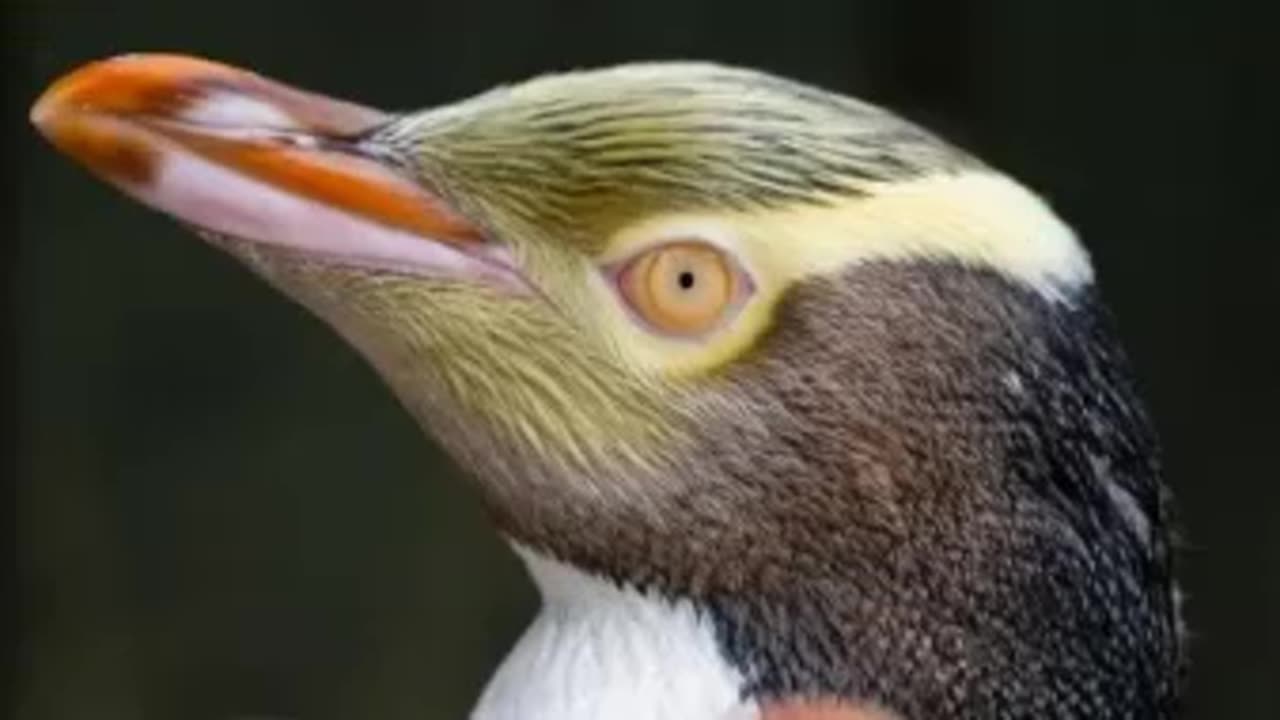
[588,170,1088,378]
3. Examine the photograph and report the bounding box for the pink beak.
[32,54,490,273]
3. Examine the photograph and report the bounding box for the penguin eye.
[616,241,746,336]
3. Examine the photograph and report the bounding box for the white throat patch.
[471,545,756,720]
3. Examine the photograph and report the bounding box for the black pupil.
[677,271,696,290]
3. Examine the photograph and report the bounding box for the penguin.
[32,54,1184,719]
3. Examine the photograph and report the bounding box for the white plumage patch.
[472,545,756,720]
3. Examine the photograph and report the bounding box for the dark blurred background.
[7,1,1276,718]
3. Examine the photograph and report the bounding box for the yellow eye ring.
[615,240,749,337]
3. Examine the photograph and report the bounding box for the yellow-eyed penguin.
[31,54,1184,720]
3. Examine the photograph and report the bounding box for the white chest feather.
[471,547,757,720]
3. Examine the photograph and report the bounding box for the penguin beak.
[31,54,487,272]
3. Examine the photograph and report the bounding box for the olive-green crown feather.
[374,63,979,248]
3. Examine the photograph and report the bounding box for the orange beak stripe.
[31,53,483,243]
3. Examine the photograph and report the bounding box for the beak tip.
[30,56,114,138]
[30,65,77,134]
[30,90,59,135]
